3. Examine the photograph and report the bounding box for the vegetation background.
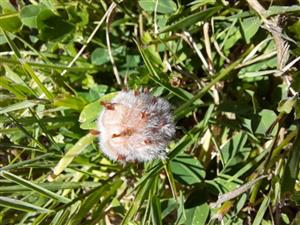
[0,0,300,224]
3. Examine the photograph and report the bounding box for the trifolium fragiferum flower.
[96,89,175,162]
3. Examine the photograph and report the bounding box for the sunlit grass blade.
[0,77,27,99]
[49,133,95,180]
[22,63,54,99]
[0,100,41,114]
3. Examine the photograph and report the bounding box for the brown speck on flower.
[100,101,115,110]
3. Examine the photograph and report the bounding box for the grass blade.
[1,171,71,203]
[159,6,222,33]
[2,29,54,99]
[0,182,100,192]
[252,196,270,225]
[0,100,41,114]
[0,196,52,213]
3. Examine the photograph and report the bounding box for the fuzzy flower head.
[97,89,175,162]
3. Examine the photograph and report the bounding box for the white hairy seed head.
[97,90,175,162]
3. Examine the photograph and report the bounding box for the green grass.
[1,0,300,224]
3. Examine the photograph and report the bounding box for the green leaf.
[91,48,110,65]
[0,196,51,213]
[36,9,74,41]
[0,153,54,172]
[240,17,261,44]
[0,12,21,32]
[209,175,242,194]
[2,30,54,99]
[144,45,163,66]
[161,198,177,219]
[291,192,300,205]
[159,6,221,33]
[239,58,277,78]
[219,132,248,166]
[53,95,85,111]
[277,96,297,114]
[170,153,206,185]
[0,1,21,32]
[4,65,26,85]
[0,76,27,98]
[174,46,254,118]
[79,92,117,130]
[79,101,101,124]
[91,47,124,65]
[281,213,290,224]
[1,29,22,59]
[139,0,177,14]
[20,4,43,28]
[22,62,54,99]
[251,109,277,136]
[185,203,209,225]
